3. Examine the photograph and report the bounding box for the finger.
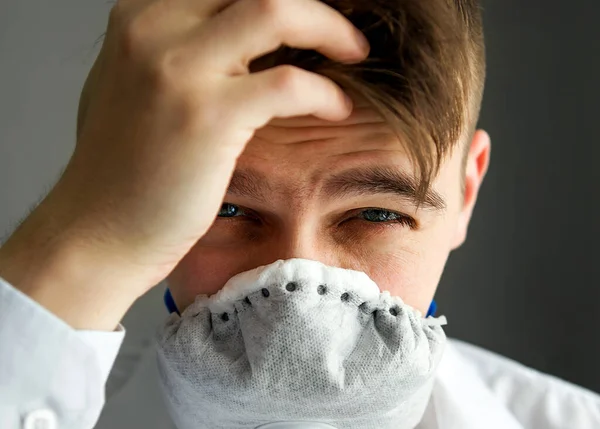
[266,106,386,128]
[189,0,370,73]
[226,64,354,128]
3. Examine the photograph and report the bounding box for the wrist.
[0,192,164,330]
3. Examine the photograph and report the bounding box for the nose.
[254,221,346,270]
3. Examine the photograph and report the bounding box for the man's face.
[167,97,490,315]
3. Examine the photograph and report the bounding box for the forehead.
[240,105,413,179]
[230,103,462,212]
[229,85,469,217]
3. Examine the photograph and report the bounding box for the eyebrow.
[226,169,273,205]
[322,166,446,210]
[227,166,446,211]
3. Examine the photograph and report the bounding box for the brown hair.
[78,0,485,202]
[249,0,486,200]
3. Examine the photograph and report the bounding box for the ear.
[451,129,491,249]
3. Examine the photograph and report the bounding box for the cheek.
[356,231,451,314]
[168,219,457,315]
[167,244,254,311]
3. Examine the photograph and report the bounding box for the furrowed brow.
[226,168,272,204]
[321,166,446,211]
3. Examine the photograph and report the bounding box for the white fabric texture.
[0,275,125,429]
[448,339,600,428]
[156,258,448,429]
[1,264,599,429]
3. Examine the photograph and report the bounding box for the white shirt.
[0,275,598,429]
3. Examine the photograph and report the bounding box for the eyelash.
[217,203,416,229]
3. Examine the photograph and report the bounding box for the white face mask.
[156,258,447,429]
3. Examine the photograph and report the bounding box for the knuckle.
[253,0,282,15]
[148,49,188,91]
[271,65,304,96]
[119,16,147,57]
[147,49,210,101]
[252,0,285,26]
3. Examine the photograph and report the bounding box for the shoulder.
[448,338,600,428]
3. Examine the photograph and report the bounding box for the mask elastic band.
[164,288,180,315]
[426,299,437,317]
[165,287,436,318]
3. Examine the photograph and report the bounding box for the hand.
[67,0,368,280]
[0,0,369,329]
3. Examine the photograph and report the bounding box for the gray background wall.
[0,1,598,428]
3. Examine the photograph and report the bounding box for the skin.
[0,0,488,331]
[167,97,491,315]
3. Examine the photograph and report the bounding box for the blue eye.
[358,208,415,228]
[217,204,415,229]
[218,203,245,218]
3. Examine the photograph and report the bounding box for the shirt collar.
[417,340,525,429]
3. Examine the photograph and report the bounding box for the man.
[0,0,598,428]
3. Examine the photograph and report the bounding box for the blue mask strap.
[165,287,435,318]
[425,299,437,317]
[164,288,180,315]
